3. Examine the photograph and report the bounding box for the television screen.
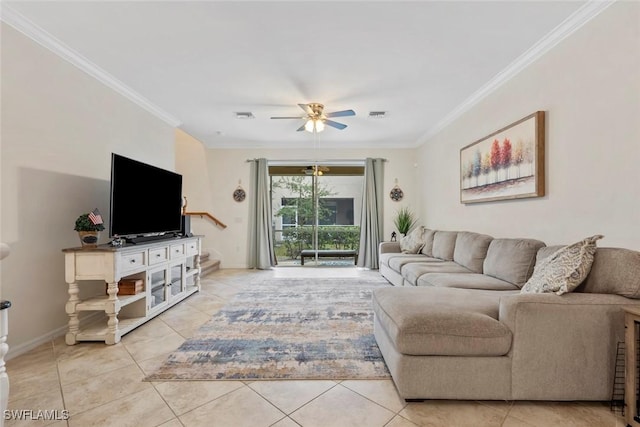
[109,153,183,238]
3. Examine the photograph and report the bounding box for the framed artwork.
[460,111,545,204]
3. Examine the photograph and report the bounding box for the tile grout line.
[340,380,408,416]
[285,382,343,424]
[330,383,397,425]
[46,337,69,427]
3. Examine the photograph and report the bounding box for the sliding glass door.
[270,164,364,266]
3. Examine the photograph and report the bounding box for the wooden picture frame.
[460,111,545,204]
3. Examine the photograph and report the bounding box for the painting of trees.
[481,152,491,183]
[513,139,524,178]
[523,139,534,176]
[501,138,512,180]
[459,111,545,203]
[473,150,482,186]
[463,160,474,188]
[490,139,501,182]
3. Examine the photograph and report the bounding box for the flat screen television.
[109,153,183,241]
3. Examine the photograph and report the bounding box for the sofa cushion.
[418,273,520,291]
[432,231,458,261]
[381,252,428,268]
[578,248,640,298]
[420,229,436,257]
[379,252,397,268]
[537,246,640,298]
[483,238,546,287]
[400,226,426,254]
[378,252,443,272]
[535,245,565,262]
[402,262,473,286]
[387,254,442,272]
[521,235,604,295]
[372,287,512,356]
[453,232,493,273]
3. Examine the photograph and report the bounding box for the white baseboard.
[6,325,66,361]
[6,312,102,361]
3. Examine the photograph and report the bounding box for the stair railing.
[183,211,227,229]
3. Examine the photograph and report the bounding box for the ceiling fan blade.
[270,116,304,119]
[298,103,312,114]
[296,123,307,132]
[325,109,355,118]
[324,119,347,130]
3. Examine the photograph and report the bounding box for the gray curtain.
[357,158,384,269]
[248,158,276,269]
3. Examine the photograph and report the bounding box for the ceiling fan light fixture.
[304,118,325,133]
[303,165,325,176]
[304,119,315,132]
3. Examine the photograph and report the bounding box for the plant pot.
[78,231,100,248]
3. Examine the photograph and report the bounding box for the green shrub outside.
[275,225,360,260]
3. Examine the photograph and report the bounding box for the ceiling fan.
[271,103,355,132]
[302,165,329,176]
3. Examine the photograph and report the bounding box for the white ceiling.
[3,1,597,149]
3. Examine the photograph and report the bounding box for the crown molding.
[203,138,418,150]
[0,4,182,127]
[417,0,616,146]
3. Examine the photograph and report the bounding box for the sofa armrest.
[379,241,401,254]
[498,292,633,400]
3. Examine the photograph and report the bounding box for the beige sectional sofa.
[374,228,640,401]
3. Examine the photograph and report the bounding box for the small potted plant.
[393,206,417,237]
[74,211,105,248]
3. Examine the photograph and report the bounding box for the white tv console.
[62,235,202,345]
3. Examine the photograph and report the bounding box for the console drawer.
[120,251,146,272]
[170,244,185,259]
[149,247,169,265]
[186,241,199,256]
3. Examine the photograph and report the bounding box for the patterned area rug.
[145,276,391,381]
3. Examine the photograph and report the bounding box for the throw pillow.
[521,235,604,295]
[400,226,425,254]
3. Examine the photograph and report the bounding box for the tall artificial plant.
[394,206,417,237]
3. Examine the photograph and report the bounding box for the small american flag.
[88,208,103,225]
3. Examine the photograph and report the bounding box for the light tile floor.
[6,268,626,427]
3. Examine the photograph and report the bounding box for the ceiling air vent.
[368,111,387,118]
[235,112,255,119]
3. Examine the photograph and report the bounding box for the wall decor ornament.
[460,111,545,204]
[390,179,404,201]
[233,181,246,202]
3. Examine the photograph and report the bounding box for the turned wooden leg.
[194,253,201,291]
[105,282,120,345]
[65,281,80,345]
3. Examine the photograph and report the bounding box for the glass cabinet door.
[148,267,168,311]
[169,262,184,298]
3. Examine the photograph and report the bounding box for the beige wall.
[416,2,640,249]
[1,24,176,356]
[4,0,637,357]
[190,147,420,268]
